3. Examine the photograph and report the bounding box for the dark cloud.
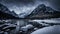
[46,0,60,11]
[0,0,35,5]
[0,0,60,14]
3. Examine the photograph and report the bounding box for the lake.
[0,18,60,34]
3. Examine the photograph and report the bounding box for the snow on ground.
[31,25,60,34]
[21,24,34,31]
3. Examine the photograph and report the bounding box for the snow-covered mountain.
[0,3,19,19]
[25,4,60,19]
[0,3,12,14]
[0,3,60,19]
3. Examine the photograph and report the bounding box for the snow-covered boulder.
[21,24,34,31]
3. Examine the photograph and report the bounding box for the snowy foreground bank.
[31,25,60,34]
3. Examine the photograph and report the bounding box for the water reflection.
[33,18,60,23]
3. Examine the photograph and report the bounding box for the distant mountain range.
[0,3,19,19]
[0,3,60,19]
[25,4,60,19]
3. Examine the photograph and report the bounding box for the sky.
[0,0,60,14]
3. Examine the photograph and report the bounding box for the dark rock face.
[31,4,46,15]
[25,4,60,19]
[11,11,19,17]
[0,3,19,19]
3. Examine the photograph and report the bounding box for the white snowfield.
[31,25,60,34]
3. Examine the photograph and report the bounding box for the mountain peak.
[0,3,19,19]
[38,4,46,8]
[25,4,60,19]
[25,4,46,18]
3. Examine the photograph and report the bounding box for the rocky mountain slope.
[25,4,60,19]
[0,3,19,19]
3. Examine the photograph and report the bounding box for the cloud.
[0,0,60,14]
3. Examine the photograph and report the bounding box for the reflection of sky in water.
[33,18,60,23]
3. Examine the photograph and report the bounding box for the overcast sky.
[0,0,60,14]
